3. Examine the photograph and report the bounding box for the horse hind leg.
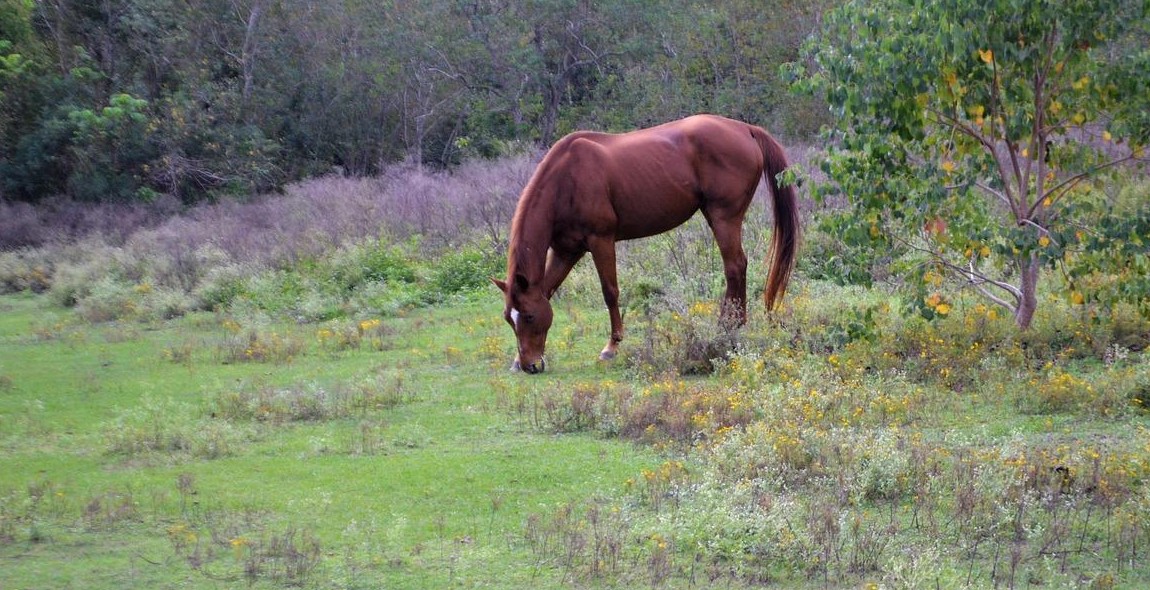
[704,215,749,328]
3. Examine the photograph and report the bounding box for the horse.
[493,114,800,374]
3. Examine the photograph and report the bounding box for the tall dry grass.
[0,153,540,318]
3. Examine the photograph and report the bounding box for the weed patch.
[214,324,307,364]
[102,397,254,460]
[208,372,414,425]
[166,503,322,587]
[523,499,633,585]
[625,298,740,376]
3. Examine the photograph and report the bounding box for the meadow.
[2,151,1150,589]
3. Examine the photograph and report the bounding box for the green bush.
[47,243,119,308]
[75,276,137,322]
[325,238,417,293]
[241,270,309,315]
[424,247,504,302]
[194,266,252,310]
[359,241,417,285]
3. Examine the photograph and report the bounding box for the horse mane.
[506,141,571,286]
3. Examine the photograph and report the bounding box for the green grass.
[3,283,1150,589]
[0,293,660,589]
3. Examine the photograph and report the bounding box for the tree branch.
[969,275,1019,313]
[986,47,1027,211]
[1027,153,1137,219]
[973,181,1012,208]
[895,233,1023,307]
[926,107,1020,214]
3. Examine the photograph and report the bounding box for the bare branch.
[970,276,1019,313]
[973,181,1012,208]
[925,108,1020,212]
[894,233,1023,306]
[1027,153,1137,219]
[1018,219,1055,243]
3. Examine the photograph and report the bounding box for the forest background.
[0,0,827,207]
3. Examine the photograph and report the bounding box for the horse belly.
[612,191,698,240]
[573,133,703,241]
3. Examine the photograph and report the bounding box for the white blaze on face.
[510,308,521,329]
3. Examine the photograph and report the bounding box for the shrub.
[47,239,121,307]
[625,296,740,377]
[0,248,52,294]
[194,262,253,310]
[424,247,504,302]
[1128,369,1150,413]
[215,325,307,365]
[75,276,139,322]
[328,238,417,291]
[243,270,308,315]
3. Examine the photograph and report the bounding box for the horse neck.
[507,183,556,286]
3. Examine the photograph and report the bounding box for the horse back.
[604,115,764,237]
[531,115,766,243]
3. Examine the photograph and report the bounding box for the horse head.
[493,274,553,374]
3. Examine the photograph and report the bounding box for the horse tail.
[751,126,800,311]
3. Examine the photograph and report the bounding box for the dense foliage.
[790,0,1150,329]
[0,0,826,204]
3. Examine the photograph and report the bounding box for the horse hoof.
[599,350,617,361]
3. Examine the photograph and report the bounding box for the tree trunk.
[539,80,560,145]
[1015,254,1039,330]
[239,0,263,122]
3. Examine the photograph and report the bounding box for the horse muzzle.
[512,356,546,374]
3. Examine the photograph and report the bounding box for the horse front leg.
[543,249,583,298]
[588,238,624,360]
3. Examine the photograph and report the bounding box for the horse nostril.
[524,360,544,374]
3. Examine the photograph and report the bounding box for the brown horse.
[493,114,800,373]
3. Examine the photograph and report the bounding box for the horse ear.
[491,278,508,293]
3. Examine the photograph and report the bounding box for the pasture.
[0,292,661,588]
[2,163,1149,589]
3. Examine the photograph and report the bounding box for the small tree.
[790,0,1150,329]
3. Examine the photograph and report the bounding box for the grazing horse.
[493,114,800,373]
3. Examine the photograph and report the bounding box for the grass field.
[0,292,665,589]
[4,275,1150,589]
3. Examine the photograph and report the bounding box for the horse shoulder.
[552,135,612,183]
